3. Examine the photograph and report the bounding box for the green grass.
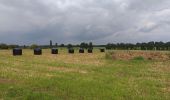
[0,49,169,100]
[132,56,145,61]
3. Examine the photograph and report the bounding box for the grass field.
[0,49,170,100]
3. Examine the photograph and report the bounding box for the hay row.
[12,48,105,56]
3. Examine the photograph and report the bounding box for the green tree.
[0,43,8,49]
[67,44,73,49]
[55,43,58,47]
[60,44,65,47]
[8,45,19,49]
[30,44,38,49]
[89,42,93,49]
[50,40,52,48]
[80,42,88,49]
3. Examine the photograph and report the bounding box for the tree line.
[1,41,170,51]
[105,41,170,50]
[0,42,93,49]
[0,43,19,49]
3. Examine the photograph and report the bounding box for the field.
[0,49,170,100]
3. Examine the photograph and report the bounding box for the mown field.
[0,49,170,100]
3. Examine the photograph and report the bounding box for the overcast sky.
[0,0,170,45]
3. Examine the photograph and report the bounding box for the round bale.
[13,48,22,56]
[100,49,105,52]
[88,48,93,53]
[34,48,42,55]
[79,48,84,53]
[68,48,74,54]
[51,48,58,54]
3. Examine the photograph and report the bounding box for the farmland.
[0,49,170,100]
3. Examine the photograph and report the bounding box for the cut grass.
[0,49,169,100]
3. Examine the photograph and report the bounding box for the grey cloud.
[0,0,170,45]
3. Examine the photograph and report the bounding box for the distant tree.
[158,41,164,50]
[165,42,170,50]
[80,42,85,48]
[0,43,8,49]
[76,44,80,47]
[106,43,112,50]
[155,42,160,50]
[136,43,141,50]
[147,41,155,50]
[30,44,38,49]
[55,43,58,47]
[50,40,52,48]
[8,45,19,49]
[80,42,88,49]
[141,43,147,50]
[126,43,134,50]
[60,44,65,47]
[89,42,93,49]
[118,43,126,50]
[23,45,27,49]
[67,44,73,49]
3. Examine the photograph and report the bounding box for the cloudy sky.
[0,0,170,45]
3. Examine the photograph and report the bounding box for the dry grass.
[17,49,106,66]
[48,66,88,74]
[110,50,170,61]
[0,78,16,84]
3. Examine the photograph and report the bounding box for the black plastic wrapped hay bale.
[88,48,93,53]
[34,48,42,55]
[13,48,22,56]
[68,48,74,54]
[51,48,58,54]
[100,49,105,52]
[79,48,84,53]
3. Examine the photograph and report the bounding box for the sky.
[0,0,170,45]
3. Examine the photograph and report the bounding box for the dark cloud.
[0,0,170,45]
